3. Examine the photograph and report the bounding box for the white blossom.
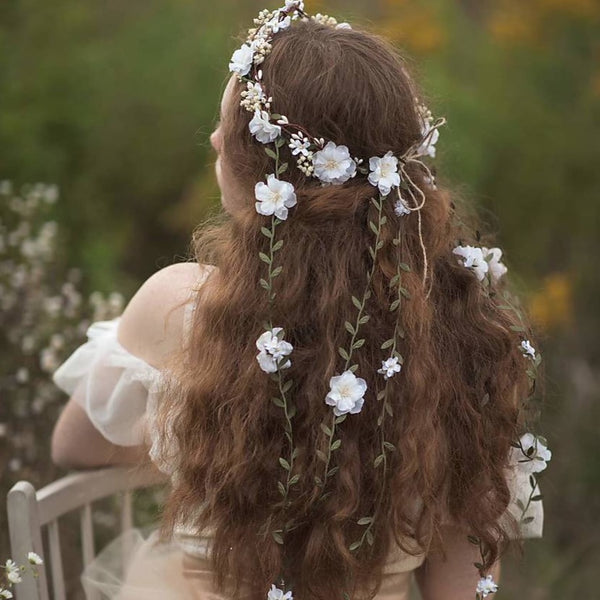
[249,110,281,144]
[241,81,269,113]
[394,197,411,217]
[377,356,402,380]
[256,327,293,373]
[476,574,498,597]
[368,151,401,196]
[229,43,254,76]
[416,105,440,158]
[27,552,43,565]
[325,370,367,416]
[482,247,507,282]
[267,15,291,33]
[5,560,21,584]
[521,340,536,360]
[255,175,297,220]
[267,584,293,600]
[312,141,357,184]
[512,432,552,474]
[452,245,489,281]
[284,0,304,11]
[289,132,311,156]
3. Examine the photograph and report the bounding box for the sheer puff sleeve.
[52,317,163,448]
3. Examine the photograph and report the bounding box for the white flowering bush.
[0,551,44,598]
[0,181,125,553]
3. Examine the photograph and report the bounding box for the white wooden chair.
[7,465,168,600]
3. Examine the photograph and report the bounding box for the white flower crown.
[226,4,548,599]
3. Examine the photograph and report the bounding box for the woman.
[51,4,547,600]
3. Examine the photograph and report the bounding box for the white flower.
[482,247,507,282]
[368,151,401,196]
[521,339,536,359]
[452,245,489,281]
[27,552,43,565]
[336,22,352,29]
[5,560,21,584]
[312,141,357,184]
[267,584,293,600]
[249,110,281,144]
[325,370,367,416]
[394,197,411,217]
[229,43,254,76]
[267,15,291,33]
[476,574,498,597]
[377,356,402,380]
[241,81,269,112]
[0,589,13,599]
[255,175,297,220]
[416,108,440,158]
[289,132,311,156]
[256,327,293,373]
[512,432,552,474]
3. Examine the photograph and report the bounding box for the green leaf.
[344,321,356,335]
[261,226,273,238]
[316,449,328,462]
[327,466,339,477]
[376,390,386,401]
[389,274,400,287]
[259,278,270,290]
[277,481,286,496]
[277,162,288,175]
[279,457,291,471]
[399,287,411,299]
[271,397,285,408]
[314,476,323,486]
[288,404,296,419]
[357,517,373,525]
[338,347,350,361]
[259,252,271,264]
[331,439,342,451]
[349,541,361,552]
[383,441,396,452]
[272,239,284,252]
[283,379,293,393]
[271,265,283,278]
[272,530,284,544]
[510,325,525,332]
[348,363,359,373]
[380,215,387,225]
[351,295,362,310]
[374,454,384,468]
[265,147,278,160]
[275,136,286,148]
[369,220,379,235]
[320,423,332,436]
[352,338,365,350]
[399,262,411,272]
[385,402,393,417]
[358,315,370,325]
[390,298,400,312]
[381,338,394,350]
[368,246,376,260]
[521,516,535,524]
[366,529,374,546]
[481,393,490,407]
[292,447,299,460]
[335,414,347,425]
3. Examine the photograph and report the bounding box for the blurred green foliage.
[1,0,599,598]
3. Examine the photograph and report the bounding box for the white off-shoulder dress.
[51,281,544,600]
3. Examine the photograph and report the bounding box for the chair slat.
[80,503,95,566]
[47,520,66,600]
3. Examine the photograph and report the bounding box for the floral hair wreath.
[228,3,549,600]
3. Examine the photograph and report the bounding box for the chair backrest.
[7,465,167,600]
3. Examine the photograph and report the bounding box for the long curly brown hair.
[156,18,538,600]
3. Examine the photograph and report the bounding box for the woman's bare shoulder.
[116,262,215,369]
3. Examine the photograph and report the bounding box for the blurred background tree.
[1,0,599,597]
